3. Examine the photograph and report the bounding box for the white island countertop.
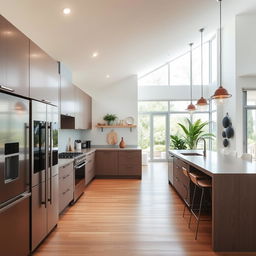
[169,150,256,176]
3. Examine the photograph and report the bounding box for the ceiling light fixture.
[92,52,99,58]
[63,8,71,15]
[196,28,208,110]
[211,0,231,100]
[106,75,110,79]
[186,43,196,112]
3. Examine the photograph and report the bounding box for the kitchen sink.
[181,152,203,156]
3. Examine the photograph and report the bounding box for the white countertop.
[169,150,256,176]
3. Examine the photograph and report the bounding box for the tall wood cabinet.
[74,85,92,130]
[30,41,59,106]
[0,15,29,97]
[60,63,75,117]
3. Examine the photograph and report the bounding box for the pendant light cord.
[219,0,222,87]
[190,43,193,104]
[200,28,204,97]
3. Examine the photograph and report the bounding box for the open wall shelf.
[96,124,137,132]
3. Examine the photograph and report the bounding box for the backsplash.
[58,129,88,152]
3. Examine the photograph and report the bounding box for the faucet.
[197,138,206,157]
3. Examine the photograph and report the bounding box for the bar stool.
[188,172,212,240]
[181,167,206,217]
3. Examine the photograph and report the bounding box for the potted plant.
[103,114,117,125]
[178,118,215,149]
[170,135,187,150]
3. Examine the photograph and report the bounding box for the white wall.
[138,85,211,101]
[83,75,138,146]
[218,13,256,155]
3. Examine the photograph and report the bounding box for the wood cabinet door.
[118,151,141,175]
[30,41,59,106]
[60,63,74,116]
[82,92,92,129]
[96,151,118,175]
[0,15,29,97]
[74,85,83,129]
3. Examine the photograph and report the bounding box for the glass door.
[151,114,168,161]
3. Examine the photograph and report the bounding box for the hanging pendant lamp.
[196,28,208,109]
[211,0,231,100]
[186,43,196,112]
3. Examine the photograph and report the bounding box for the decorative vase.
[119,137,126,148]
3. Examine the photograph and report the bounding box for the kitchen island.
[169,150,256,252]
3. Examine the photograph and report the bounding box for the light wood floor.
[34,163,255,256]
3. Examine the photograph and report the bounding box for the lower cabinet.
[173,157,190,205]
[96,150,142,178]
[59,162,74,213]
[85,152,95,186]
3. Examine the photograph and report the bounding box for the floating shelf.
[96,124,137,132]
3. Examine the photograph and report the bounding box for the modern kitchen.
[1,1,256,256]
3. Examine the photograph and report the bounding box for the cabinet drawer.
[59,187,73,213]
[59,162,73,179]
[59,172,73,193]
[119,151,141,164]
[118,163,141,175]
[87,152,95,161]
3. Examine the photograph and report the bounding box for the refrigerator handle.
[48,122,53,204]
[44,122,47,208]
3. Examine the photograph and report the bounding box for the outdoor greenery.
[170,135,187,150]
[103,114,117,125]
[178,118,215,149]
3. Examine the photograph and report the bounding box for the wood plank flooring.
[34,163,255,256]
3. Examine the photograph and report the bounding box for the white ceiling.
[0,0,256,92]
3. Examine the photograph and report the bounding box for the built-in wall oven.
[73,154,86,202]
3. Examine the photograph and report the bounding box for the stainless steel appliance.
[59,152,86,202]
[31,100,59,251]
[0,92,31,256]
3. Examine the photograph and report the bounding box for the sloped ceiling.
[0,0,256,92]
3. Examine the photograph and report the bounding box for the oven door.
[0,93,30,204]
[74,161,86,201]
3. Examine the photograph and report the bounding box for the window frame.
[243,90,256,155]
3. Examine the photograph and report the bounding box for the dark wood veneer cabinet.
[96,150,141,178]
[30,41,59,106]
[0,15,29,97]
[96,151,119,176]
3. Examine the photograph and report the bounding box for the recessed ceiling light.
[63,8,71,15]
[92,52,99,58]
[106,75,110,79]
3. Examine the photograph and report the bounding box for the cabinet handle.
[63,174,70,179]
[0,85,14,92]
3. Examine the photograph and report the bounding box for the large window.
[138,36,216,87]
[138,100,215,161]
[244,90,256,159]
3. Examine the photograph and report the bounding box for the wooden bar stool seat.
[189,173,212,240]
[181,167,207,217]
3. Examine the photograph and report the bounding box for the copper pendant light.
[211,0,231,100]
[196,28,208,108]
[186,43,196,112]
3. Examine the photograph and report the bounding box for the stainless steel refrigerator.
[0,92,31,256]
[31,100,59,251]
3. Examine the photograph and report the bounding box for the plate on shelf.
[124,116,134,125]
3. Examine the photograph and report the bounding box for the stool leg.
[183,185,188,217]
[195,187,205,240]
[189,183,196,228]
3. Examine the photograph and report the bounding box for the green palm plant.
[178,118,215,149]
